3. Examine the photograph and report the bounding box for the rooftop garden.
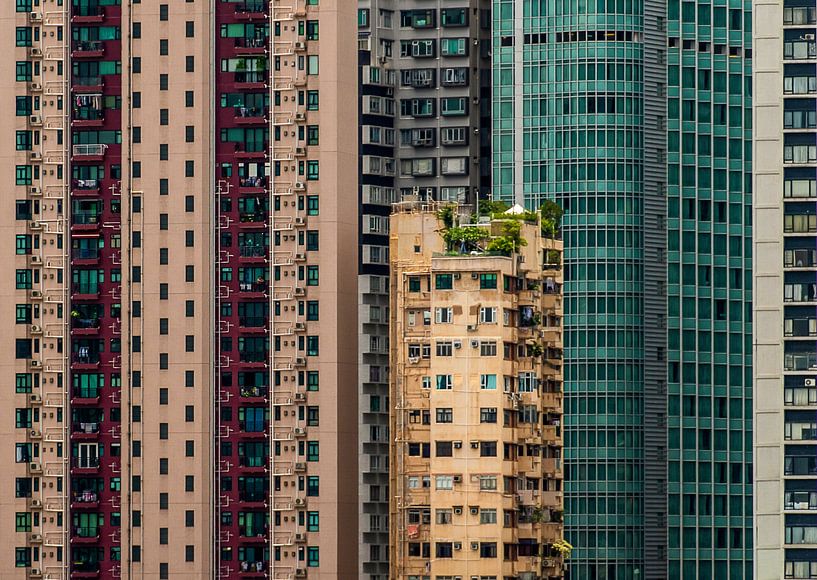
[436,200,563,258]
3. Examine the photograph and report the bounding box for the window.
[479,273,497,289]
[479,307,497,323]
[435,274,453,289]
[480,374,497,390]
[435,375,452,390]
[480,441,497,457]
[479,341,497,356]
[435,476,453,490]
[479,509,497,524]
[435,307,453,323]
[436,341,453,357]
[436,441,453,457]
[436,408,453,423]
[480,408,497,423]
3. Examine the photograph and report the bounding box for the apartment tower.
[1,0,358,578]
[389,203,565,580]
[493,0,753,576]
[753,0,817,577]
[356,2,491,577]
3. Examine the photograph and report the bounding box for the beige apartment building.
[0,0,357,579]
[389,203,566,580]
[753,0,817,577]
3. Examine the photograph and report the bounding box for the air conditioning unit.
[294,532,306,542]
[294,217,305,226]
[408,356,419,364]
[295,569,306,578]
[29,82,42,92]
[29,221,42,230]
[295,462,306,472]
[806,379,816,387]
[453,441,462,449]
[29,115,42,126]
[470,441,479,449]
[29,12,43,22]
[467,324,478,332]
[452,475,462,483]
[294,497,305,506]
[29,48,43,58]
[294,41,306,51]
[294,252,306,261]
[28,186,41,196]
[294,392,306,402]
[805,33,816,40]
[29,429,42,439]
[30,290,43,299]
[453,542,462,550]
[542,558,555,568]
[30,568,42,578]
[294,322,305,331]
[453,506,463,515]
[29,394,42,404]
[472,576,480,580]
[469,506,479,515]
[295,147,306,157]
[29,533,42,543]
[453,340,462,349]
[294,181,306,191]
[470,339,479,348]
[470,542,479,551]
[30,325,42,334]
[295,357,306,366]
[30,360,42,368]
[29,151,42,161]
[293,427,306,436]
[31,256,43,265]
[29,462,42,473]
[29,499,42,508]
[295,112,306,122]
[294,287,305,296]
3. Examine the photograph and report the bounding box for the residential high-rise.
[493,0,753,577]
[389,202,566,579]
[753,1,817,577]
[356,2,491,577]
[1,0,358,578]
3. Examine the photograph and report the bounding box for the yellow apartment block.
[389,202,566,580]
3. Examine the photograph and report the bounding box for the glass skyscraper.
[492,0,752,576]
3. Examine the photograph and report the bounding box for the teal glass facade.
[492,0,752,576]
[665,0,753,577]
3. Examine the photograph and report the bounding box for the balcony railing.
[72,248,100,260]
[71,457,101,469]
[235,71,268,84]
[71,561,101,573]
[73,387,102,399]
[73,108,105,121]
[73,75,103,87]
[239,316,268,328]
[236,107,268,119]
[236,37,268,49]
[239,282,267,293]
[73,526,100,538]
[73,178,100,190]
[72,491,99,504]
[73,144,108,157]
[72,317,101,329]
[73,40,104,53]
[73,422,100,434]
[240,246,267,258]
[73,283,100,295]
[240,562,267,572]
[239,455,266,467]
[239,211,268,223]
[72,211,101,225]
[786,352,817,371]
[240,385,269,398]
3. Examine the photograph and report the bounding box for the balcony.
[72,248,100,264]
[72,387,102,405]
[71,491,100,509]
[239,211,269,229]
[238,176,267,190]
[72,5,106,24]
[235,107,269,125]
[239,420,269,437]
[72,211,101,231]
[72,179,101,196]
[239,245,267,262]
[239,350,269,365]
[238,456,267,471]
[240,385,269,402]
[235,36,268,55]
[72,350,101,368]
[234,71,268,90]
[239,561,267,575]
[70,560,101,578]
[72,317,101,336]
[72,283,101,300]
[71,457,101,473]
[72,422,101,440]
[72,40,105,59]
[73,76,104,93]
[72,107,105,128]
[71,526,100,543]
[238,281,268,297]
[72,144,108,161]
[233,0,267,20]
